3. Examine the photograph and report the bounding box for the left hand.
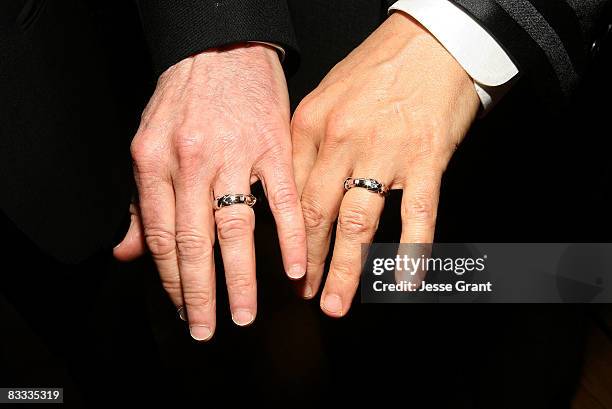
[291,12,480,317]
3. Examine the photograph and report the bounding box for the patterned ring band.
[213,193,257,211]
[343,177,390,197]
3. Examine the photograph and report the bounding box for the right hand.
[114,44,307,341]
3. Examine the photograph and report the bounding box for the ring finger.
[320,168,392,317]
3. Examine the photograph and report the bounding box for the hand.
[291,13,480,317]
[114,44,307,340]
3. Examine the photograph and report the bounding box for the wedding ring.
[344,177,389,197]
[213,193,257,210]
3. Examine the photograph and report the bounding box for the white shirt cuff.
[389,0,520,112]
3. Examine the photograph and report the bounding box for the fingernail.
[321,294,343,315]
[287,264,306,280]
[190,325,213,341]
[232,310,255,326]
[303,283,314,299]
[113,242,121,249]
[177,306,187,321]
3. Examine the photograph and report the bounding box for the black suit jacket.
[1,0,610,264]
[0,0,142,263]
[137,0,299,77]
[143,0,612,106]
[0,0,300,264]
[386,0,612,109]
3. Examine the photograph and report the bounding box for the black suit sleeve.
[386,0,612,109]
[137,0,299,77]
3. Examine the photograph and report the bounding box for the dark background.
[1,1,611,407]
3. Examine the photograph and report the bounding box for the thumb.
[113,203,146,261]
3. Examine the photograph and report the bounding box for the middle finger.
[299,156,351,299]
[174,170,217,342]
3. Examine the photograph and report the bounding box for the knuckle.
[283,228,307,249]
[270,181,299,213]
[307,253,326,270]
[331,263,359,285]
[410,134,436,160]
[131,131,162,166]
[364,126,389,147]
[409,122,448,161]
[301,197,328,231]
[216,212,253,242]
[338,206,376,236]
[160,277,182,297]
[402,194,436,226]
[324,109,354,145]
[130,134,172,188]
[257,135,285,160]
[182,285,214,309]
[291,95,319,136]
[226,273,254,296]
[173,126,205,164]
[175,231,213,262]
[145,228,176,258]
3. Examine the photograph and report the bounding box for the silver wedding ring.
[344,177,389,197]
[213,193,257,210]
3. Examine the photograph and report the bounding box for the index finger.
[260,159,307,280]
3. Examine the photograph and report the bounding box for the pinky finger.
[399,169,442,284]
